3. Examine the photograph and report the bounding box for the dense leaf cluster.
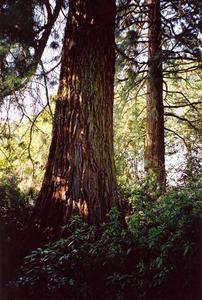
[0,176,34,292]
[4,185,202,300]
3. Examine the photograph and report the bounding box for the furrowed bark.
[29,0,117,244]
[145,0,165,190]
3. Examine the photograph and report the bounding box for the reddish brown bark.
[30,0,117,243]
[145,0,165,189]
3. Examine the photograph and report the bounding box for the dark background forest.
[0,0,202,299]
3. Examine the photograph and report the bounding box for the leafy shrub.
[10,209,134,300]
[0,175,34,295]
[0,175,34,247]
[8,186,202,300]
[128,186,202,299]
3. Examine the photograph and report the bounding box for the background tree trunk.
[29,0,117,243]
[144,0,165,190]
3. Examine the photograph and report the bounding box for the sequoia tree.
[144,0,165,189]
[29,0,117,243]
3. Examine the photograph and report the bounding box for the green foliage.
[0,0,37,43]
[182,145,202,188]
[0,1,37,100]
[0,175,34,293]
[0,106,52,191]
[0,175,34,227]
[8,186,202,300]
[128,186,202,299]
[9,209,134,299]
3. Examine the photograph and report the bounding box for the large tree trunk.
[144,0,165,190]
[30,0,117,243]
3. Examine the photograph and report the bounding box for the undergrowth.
[2,184,201,300]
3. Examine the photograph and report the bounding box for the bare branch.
[165,127,188,148]
[164,112,199,131]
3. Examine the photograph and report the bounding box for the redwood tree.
[144,0,165,189]
[30,0,117,243]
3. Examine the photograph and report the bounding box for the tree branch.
[164,101,202,109]
[164,127,188,148]
[164,112,198,131]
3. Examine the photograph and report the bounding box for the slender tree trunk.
[30,0,117,243]
[145,0,165,189]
